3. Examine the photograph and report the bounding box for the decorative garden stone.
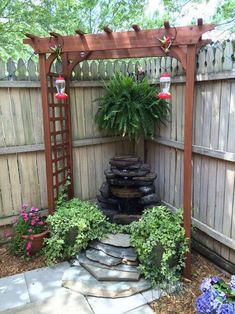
[97,155,160,222]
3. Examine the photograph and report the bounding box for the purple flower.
[200,278,212,292]
[211,276,220,285]
[230,276,235,290]
[217,303,235,314]
[196,290,219,313]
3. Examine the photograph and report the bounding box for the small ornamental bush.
[9,204,46,257]
[44,196,187,286]
[44,199,108,265]
[196,276,235,313]
[130,206,188,287]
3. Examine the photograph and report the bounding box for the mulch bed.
[0,244,229,313]
[151,251,228,313]
[0,244,46,278]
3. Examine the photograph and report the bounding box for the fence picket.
[0,43,234,267]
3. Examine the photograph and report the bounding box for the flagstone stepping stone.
[82,263,140,281]
[62,266,151,298]
[86,249,122,266]
[77,252,138,273]
[89,241,137,261]
[122,258,139,266]
[100,233,131,248]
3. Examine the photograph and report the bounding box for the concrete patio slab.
[2,291,93,314]
[0,273,30,312]
[62,265,151,298]
[141,287,161,303]
[87,293,147,314]
[24,262,70,302]
[124,304,154,314]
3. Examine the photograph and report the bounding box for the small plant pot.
[22,229,49,254]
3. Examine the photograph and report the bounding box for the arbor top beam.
[24,24,214,54]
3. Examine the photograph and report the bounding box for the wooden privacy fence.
[0,40,234,265]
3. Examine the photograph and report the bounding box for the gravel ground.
[0,245,229,313]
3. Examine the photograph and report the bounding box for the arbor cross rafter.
[24,20,215,279]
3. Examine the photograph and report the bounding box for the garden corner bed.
[0,245,228,313]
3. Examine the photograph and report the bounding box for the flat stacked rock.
[97,155,160,224]
[62,233,151,298]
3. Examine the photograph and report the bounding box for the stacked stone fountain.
[97,155,160,224]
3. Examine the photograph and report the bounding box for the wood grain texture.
[0,44,234,267]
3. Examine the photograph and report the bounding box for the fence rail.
[0,41,234,266]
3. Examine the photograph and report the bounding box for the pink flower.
[38,221,44,225]
[31,220,35,225]
[26,241,32,251]
[4,231,11,238]
[26,251,30,256]
[28,228,33,233]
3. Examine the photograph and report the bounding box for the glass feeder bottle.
[55,75,68,100]
[158,73,171,99]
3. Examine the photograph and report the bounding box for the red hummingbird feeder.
[158,73,172,99]
[55,75,68,100]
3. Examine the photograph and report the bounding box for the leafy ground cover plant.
[44,197,187,286]
[9,205,47,257]
[95,73,170,141]
[130,206,188,287]
[44,199,108,265]
[196,276,235,313]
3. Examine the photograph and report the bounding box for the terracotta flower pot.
[22,229,49,254]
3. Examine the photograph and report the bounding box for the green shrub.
[130,206,188,286]
[44,198,188,286]
[44,199,108,265]
[95,73,170,141]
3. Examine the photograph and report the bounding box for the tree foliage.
[0,0,234,60]
[0,0,147,59]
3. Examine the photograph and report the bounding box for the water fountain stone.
[97,155,160,224]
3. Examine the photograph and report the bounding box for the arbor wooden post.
[183,45,197,279]
[39,54,54,214]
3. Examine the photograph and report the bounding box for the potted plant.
[10,204,48,257]
[95,72,170,142]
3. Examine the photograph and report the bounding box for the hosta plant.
[95,73,170,141]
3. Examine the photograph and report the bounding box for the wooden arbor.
[24,20,214,278]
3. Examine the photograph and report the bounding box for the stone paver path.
[0,234,180,313]
[0,262,156,313]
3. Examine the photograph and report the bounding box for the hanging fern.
[95,73,170,141]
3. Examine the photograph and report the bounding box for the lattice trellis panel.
[47,73,73,207]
